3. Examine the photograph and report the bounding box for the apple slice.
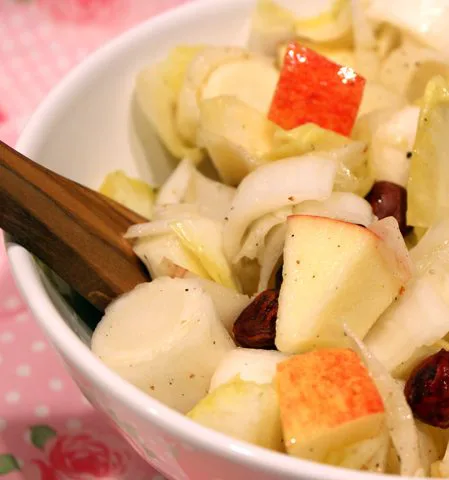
[268,42,366,136]
[188,377,283,451]
[276,348,385,461]
[275,215,403,353]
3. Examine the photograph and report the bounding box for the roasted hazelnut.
[404,349,449,428]
[233,289,278,349]
[365,181,412,236]
[275,264,283,290]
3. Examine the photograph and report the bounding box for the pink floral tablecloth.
[0,1,192,478]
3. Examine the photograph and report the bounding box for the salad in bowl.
[87,0,449,476]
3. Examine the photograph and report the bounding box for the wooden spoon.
[0,140,150,312]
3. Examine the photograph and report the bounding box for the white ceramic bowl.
[6,1,410,479]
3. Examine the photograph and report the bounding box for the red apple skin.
[276,348,385,457]
[268,42,366,136]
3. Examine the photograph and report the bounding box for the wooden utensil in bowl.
[0,140,150,312]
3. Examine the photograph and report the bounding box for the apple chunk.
[276,215,403,353]
[276,348,385,461]
[268,42,366,136]
[188,377,283,451]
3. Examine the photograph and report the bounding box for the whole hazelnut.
[233,289,278,350]
[366,181,412,236]
[404,349,449,428]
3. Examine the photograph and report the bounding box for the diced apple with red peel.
[276,348,385,461]
[275,215,404,354]
[268,42,366,136]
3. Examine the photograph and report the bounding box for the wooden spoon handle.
[0,140,150,312]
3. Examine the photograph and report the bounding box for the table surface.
[0,1,193,478]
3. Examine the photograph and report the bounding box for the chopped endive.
[365,218,449,373]
[249,0,352,53]
[369,106,419,187]
[411,218,449,277]
[156,259,250,332]
[248,0,296,56]
[155,158,236,221]
[210,348,288,391]
[197,96,278,186]
[234,207,292,263]
[201,58,279,115]
[171,217,239,291]
[191,279,250,332]
[223,155,337,262]
[376,24,400,60]
[367,217,413,285]
[324,427,389,471]
[176,46,249,145]
[264,124,372,196]
[367,0,449,53]
[393,344,441,380]
[324,142,373,196]
[432,439,449,478]
[277,41,356,71]
[184,170,236,222]
[416,421,447,474]
[134,67,202,163]
[350,0,380,82]
[365,273,449,373]
[345,326,425,477]
[352,107,396,146]
[357,83,405,118]
[407,76,449,228]
[352,107,413,185]
[293,191,375,226]
[161,45,206,97]
[292,0,352,43]
[91,277,235,413]
[99,170,155,219]
[133,233,209,280]
[380,43,449,104]
[264,122,350,161]
[258,223,286,292]
[188,377,283,451]
[156,158,195,206]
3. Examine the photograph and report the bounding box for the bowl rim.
[7,1,419,479]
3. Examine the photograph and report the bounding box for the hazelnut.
[365,181,412,236]
[404,349,449,428]
[233,289,278,349]
[275,264,283,290]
